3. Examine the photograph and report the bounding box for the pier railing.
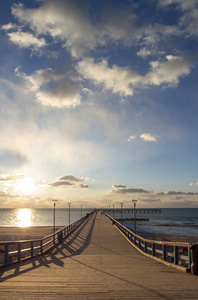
[103,208,161,214]
[105,213,192,273]
[0,212,92,267]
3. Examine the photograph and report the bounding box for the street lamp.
[81,204,82,219]
[120,202,123,220]
[113,204,115,218]
[132,200,138,234]
[52,200,57,234]
[68,202,71,225]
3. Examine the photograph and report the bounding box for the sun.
[15,176,35,194]
[16,208,33,227]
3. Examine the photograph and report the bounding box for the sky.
[0,0,198,209]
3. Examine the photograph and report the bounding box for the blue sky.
[0,0,198,208]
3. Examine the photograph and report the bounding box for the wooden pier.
[0,211,198,299]
[103,208,161,214]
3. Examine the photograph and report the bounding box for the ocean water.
[0,208,93,228]
[0,208,198,237]
[107,208,198,237]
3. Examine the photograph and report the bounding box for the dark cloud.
[111,186,149,194]
[0,174,25,181]
[112,184,126,189]
[49,174,89,188]
[79,184,89,189]
[59,175,82,182]
[49,180,73,187]
[141,198,162,203]
[157,191,198,195]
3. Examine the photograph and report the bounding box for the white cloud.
[78,57,142,97]
[189,182,198,186]
[144,54,193,86]
[10,1,99,58]
[78,54,194,98]
[7,31,47,49]
[9,1,144,58]
[137,48,152,58]
[1,23,18,30]
[4,0,197,62]
[128,135,136,141]
[140,133,157,142]
[8,1,163,59]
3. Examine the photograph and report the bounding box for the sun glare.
[16,208,33,227]
[15,177,35,194]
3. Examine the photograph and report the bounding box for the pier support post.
[191,243,198,275]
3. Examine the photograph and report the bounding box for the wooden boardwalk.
[0,211,198,299]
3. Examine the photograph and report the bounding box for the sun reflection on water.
[16,208,33,227]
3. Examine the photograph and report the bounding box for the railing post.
[5,244,9,264]
[31,242,34,257]
[18,244,21,261]
[152,243,155,256]
[174,246,178,265]
[40,240,43,254]
[191,243,198,275]
[138,239,141,249]
[163,245,166,261]
[188,246,191,270]
[144,241,147,253]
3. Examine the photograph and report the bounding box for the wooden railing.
[105,213,192,272]
[0,212,93,266]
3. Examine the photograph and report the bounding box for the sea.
[0,208,198,237]
[109,208,198,238]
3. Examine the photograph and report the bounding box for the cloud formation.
[128,135,136,142]
[78,58,142,97]
[7,31,46,49]
[49,175,89,189]
[16,67,81,108]
[189,182,198,186]
[78,54,194,98]
[0,174,25,181]
[140,133,157,142]
[111,185,149,194]
[1,0,197,108]
[157,191,198,195]
[128,133,158,142]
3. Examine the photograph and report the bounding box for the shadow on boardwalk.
[0,213,97,282]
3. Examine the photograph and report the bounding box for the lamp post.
[120,202,123,220]
[68,202,71,225]
[81,204,82,219]
[52,200,57,234]
[132,200,138,234]
[113,204,115,218]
